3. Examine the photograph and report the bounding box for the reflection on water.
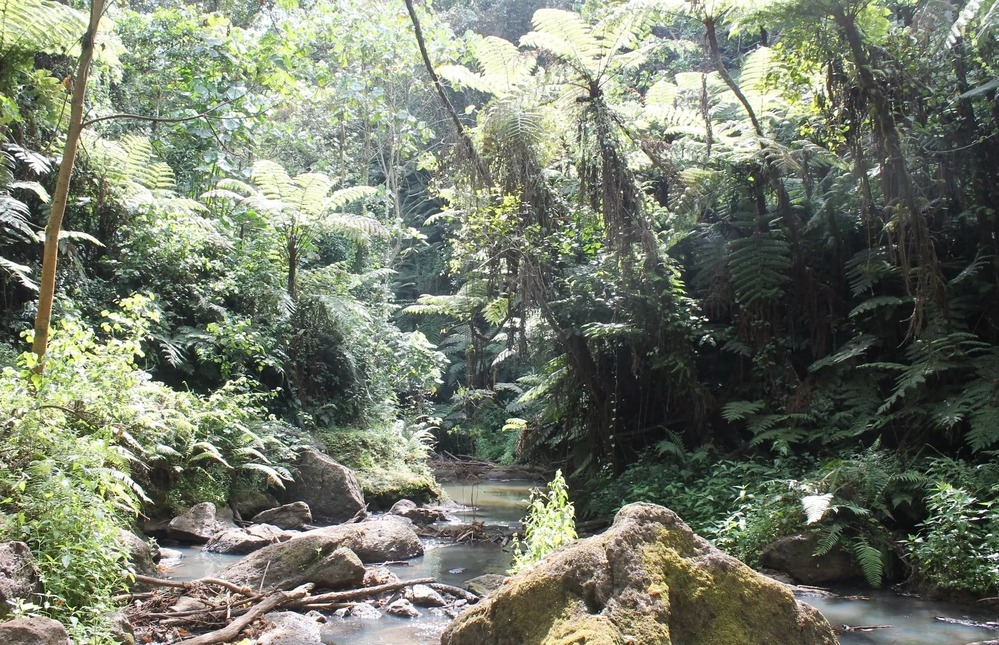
[160,546,242,581]
[441,480,535,526]
[801,590,998,645]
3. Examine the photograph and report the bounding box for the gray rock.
[218,537,365,592]
[107,611,134,645]
[405,584,446,607]
[761,533,864,585]
[0,617,69,644]
[118,530,157,578]
[304,516,423,561]
[203,524,292,555]
[230,489,280,519]
[258,611,323,645]
[363,566,400,586]
[0,542,41,616]
[441,502,838,645]
[386,598,420,618]
[462,574,506,596]
[346,603,381,620]
[204,527,272,555]
[252,502,313,530]
[284,449,366,524]
[389,499,448,525]
[167,502,219,544]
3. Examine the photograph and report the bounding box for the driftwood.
[837,624,893,633]
[127,573,479,643]
[429,582,480,603]
[294,577,435,609]
[179,583,313,645]
[132,574,252,596]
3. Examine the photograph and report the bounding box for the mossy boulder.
[441,502,837,645]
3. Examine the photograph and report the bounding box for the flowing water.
[160,481,999,644]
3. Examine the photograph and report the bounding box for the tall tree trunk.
[32,0,106,366]
[833,8,942,333]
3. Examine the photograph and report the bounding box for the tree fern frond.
[524,9,602,66]
[0,0,86,55]
[326,185,377,210]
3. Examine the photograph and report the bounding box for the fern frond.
[0,0,87,55]
[850,537,885,586]
[721,400,765,422]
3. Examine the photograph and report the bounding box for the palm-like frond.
[0,0,86,55]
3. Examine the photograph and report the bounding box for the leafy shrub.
[0,296,298,637]
[903,458,999,596]
[511,470,577,572]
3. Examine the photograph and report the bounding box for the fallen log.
[178,583,313,645]
[294,577,435,609]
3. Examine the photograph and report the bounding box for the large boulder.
[283,449,366,524]
[389,499,448,526]
[305,515,423,562]
[760,533,863,585]
[441,503,837,645]
[0,617,69,645]
[0,542,41,616]
[252,502,313,530]
[167,502,222,544]
[217,537,365,592]
[203,524,293,555]
[118,530,157,578]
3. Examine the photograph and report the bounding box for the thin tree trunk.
[32,0,106,366]
[403,0,492,185]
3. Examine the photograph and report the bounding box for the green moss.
[642,528,817,645]
[545,603,625,645]
[317,427,441,509]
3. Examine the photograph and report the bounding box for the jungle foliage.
[2,0,999,633]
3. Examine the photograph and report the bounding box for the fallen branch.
[429,582,480,604]
[838,624,893,633]
[178,583,313,645]
[132,574,252,596]
[295,577,435,609]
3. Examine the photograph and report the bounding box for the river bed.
[161,481,998,644]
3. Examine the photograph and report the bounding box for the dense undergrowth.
[583,444,999,597]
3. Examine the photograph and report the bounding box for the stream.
[162,481,998,645]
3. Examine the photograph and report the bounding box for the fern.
[850,536,885,586]
[0,0,86,56]
[728,232,791,307]
[721,399,764,422]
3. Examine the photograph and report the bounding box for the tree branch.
[81,94,246,129]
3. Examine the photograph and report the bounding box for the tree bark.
[32,0,106,366]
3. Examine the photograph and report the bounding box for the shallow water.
[802,589,998,644]
[159,480,999,644]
